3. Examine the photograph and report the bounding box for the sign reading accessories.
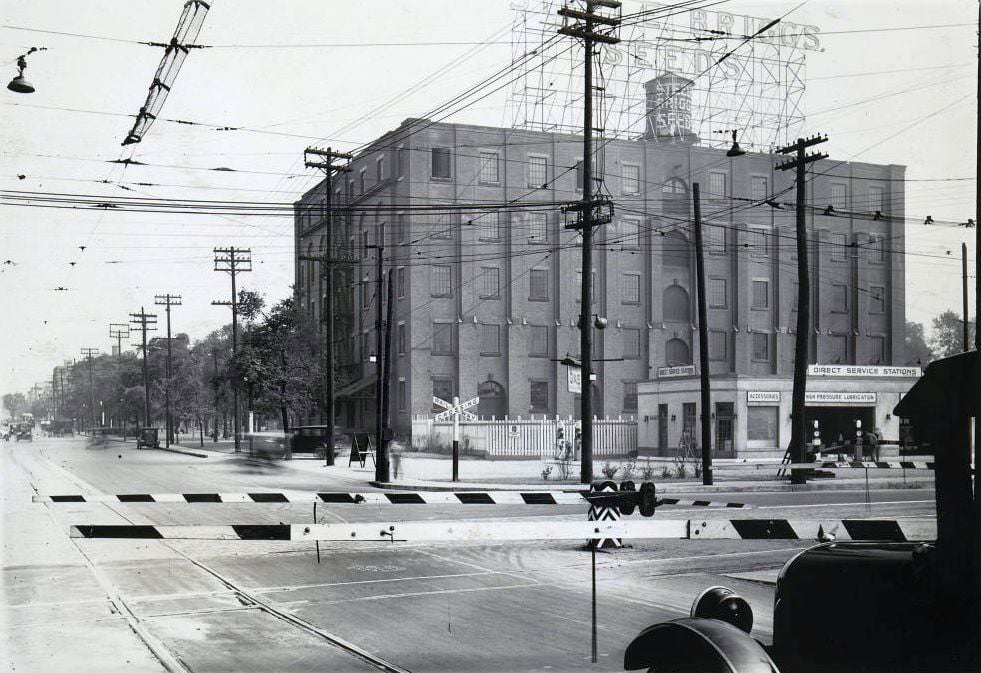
[747,391,780,404]
[657,365,698,379]
[807,365,921,378]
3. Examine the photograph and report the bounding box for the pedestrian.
[866,428,880,462]
[390,443,402,481]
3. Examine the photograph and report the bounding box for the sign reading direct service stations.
[807,365,921,378]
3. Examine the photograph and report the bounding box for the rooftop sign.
[807,365,922,378]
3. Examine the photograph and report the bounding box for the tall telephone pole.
[213,247,251,452]
[558,0,621,485]
[80,348,100,431]
[692,183,713,485]
[776,135,828,482]
[366,244,390,483]
[155,294,182,448]
[109,323,130,357]
[302,147,352,467]
[130,307,158,428]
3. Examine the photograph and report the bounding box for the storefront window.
[747,406,778,443]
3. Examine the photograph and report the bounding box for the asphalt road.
[3,437,936,673]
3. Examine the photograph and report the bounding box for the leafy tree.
[3,392,26,420]
[903,321,934,366]
[930,310,976,359]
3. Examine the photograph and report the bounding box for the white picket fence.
[410,416,637,459]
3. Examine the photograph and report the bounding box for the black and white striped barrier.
[68,517,936,542]
[33,490,750,509]
[811,461,935,470]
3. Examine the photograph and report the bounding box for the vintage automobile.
[14,423,33,442]
[135,427,160,450]
[623,351,979,673]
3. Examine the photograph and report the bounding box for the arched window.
[477,380,507,419]
[663,285,690,322]
[665,338,691,366]
[661,230,691,269]
[662,177,689,218]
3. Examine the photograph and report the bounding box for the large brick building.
[294,116,908,454]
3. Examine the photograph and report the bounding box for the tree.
[930,310,976,359]
[904,321,934,366]
[3,392,26,420]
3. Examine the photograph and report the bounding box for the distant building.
[294,111,910,457]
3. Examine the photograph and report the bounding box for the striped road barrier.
[33,491,750,508]
[69,517,935,543]
[790,461,936,470]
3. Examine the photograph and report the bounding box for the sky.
[0,0,977,400]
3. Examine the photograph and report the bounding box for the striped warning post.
[69,518,937,542]
[587,482,622,549]
[33,491,751,509]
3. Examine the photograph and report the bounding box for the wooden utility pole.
[692,183,713,485]
[558,0,621,486]
[302,147,351,467]
[80,348,100,431]
[776,135,828,483]
[212,247,251,452]
[964,242,971,352]
[109,323,129,357]
[382,266,395,475]
[155,294,182,448]
[366,244,390,483]
[130,308,158,428]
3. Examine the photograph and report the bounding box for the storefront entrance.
[805,406,875,453]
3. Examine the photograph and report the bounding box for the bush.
[541,465,553,481]
[620,461,636,481]
[660,466,672,480]
[675,463,688,479]
[641,464,657,481]
[601,461,619,479]
[694,465,702,479]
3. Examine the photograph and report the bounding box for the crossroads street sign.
[433,396,479,422]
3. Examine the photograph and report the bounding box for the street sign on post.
[432,395,479,481]
[568,366,582,394]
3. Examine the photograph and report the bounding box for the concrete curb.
[154,446,209,458]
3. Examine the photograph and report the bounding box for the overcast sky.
[1,0,977,399]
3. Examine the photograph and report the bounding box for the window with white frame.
[751,176,768,201]
[479,266,500,299]
[709,172,727,198]
[831,183,847,210]
[431,265,452,297]
[528,212,548,243]
[622,164,640,195]
[620,217,640,247]
[479,151,499,184]
[622,273,641,304]
[622,381,638,413]
[431,147,451,179]
[709,277,727,308]
[868,185,884,213]
[528,155,547,188]
[752,279,769,309]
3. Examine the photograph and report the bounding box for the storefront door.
[715,402,735,457]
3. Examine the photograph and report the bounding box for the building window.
[791,282,800,311]
[397,147,406,178]
[397,323,406,355]
[709,330,727,360]
[831,284,848,313]
[707,277,727,308]
[868,236,886,264]
[751,279,769,309]
[830,232,848,261]
[752,332,770,361]
[528,212,548,243]
[432,322,455,355]
[622,164,640,195]
[620,217,640,247]
[528,155,548,188]
[575,159,584,190]
[747,406,778,443]
[868,185,884,213]
[480,266,500,299]
[830,333,848,363]
[751,176,768,201]
[709,172,727,198]
[431,147,452,179]
[431,211,453,240]
[665,338,691,366]
[431,265,452,297]
[622,328,641,359]
[479,211,500,241]
[705,222,726,255]
[529,268,549,301]
[347,179,354,200]
[622,273,641,304]
[478,151,499,184]
[358,168,366,195]
[749,227,768,258]
[831,183,848,210]
[869,285,885,314]
[622,381,638,413]
[376,156,385,183]
[397,266,406,298]
[870,335,886,364]
[529,325,549,357]
[530,380,549,413]
[433,377,454,402]
[397,212,408,243]
[576,270,596,304]
[481,324,501,356]
[663,284,690,322]
[398,380,407,411]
